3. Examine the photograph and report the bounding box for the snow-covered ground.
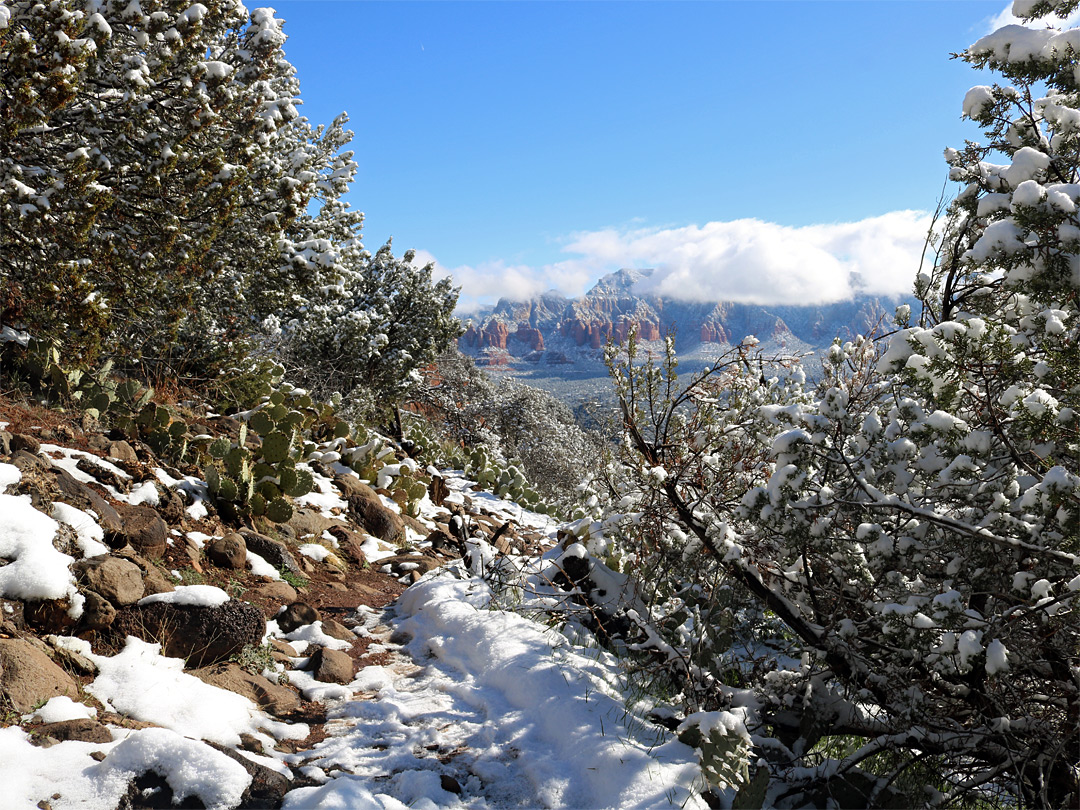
[1,461,709,809]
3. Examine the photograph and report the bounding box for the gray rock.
[0,638,80,712]
[240,530,301,576]
[72,556,145,606]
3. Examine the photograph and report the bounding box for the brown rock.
[276,602,319,634]
[428,475,449,507]
[0,638,79,712]
[207,532,247,570]
[287,509,344,540]
[72,555,145,606]
[50,467,124,535]
[192,662,299,716]
[310,647,354,684]
[320,618,355,643]
[10,433,40,454]
[139,563,176,597]
[114,598,263,668]
[325,525,368,565]
[254,580,298,606]
[157,487,186,525]
[37,718,113,744]
[269,639,298,657]
[334,476,405,544]
[106,441,138,463]
[110,503,167,558]
[79,590,117,631]
[378,553,441,577]
[0,429,12,457]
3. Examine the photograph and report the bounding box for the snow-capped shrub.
[603,3,1080,804]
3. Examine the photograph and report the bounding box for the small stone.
[320,618,355,643]
[90,751,107,762]
[310,647,354,685]
[11,433,40,454]
[207,532,247,570]
[440,774,463,794]
[276,602,319,634]
[106,440,138,463]
[72,555,145,606]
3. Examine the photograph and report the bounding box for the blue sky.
[271,0,1029,311]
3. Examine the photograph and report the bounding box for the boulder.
[207,533,247,570]
[109,503,167,558]
[72,555,145,606]
[276,602,318,634]
[0,638,80,712]
[239,530,302,577]
[333,475,404,543]
[192,662,299,716]
[115,598,263,668]
[309,647,354,685]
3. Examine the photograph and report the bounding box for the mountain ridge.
[459,269,903,371]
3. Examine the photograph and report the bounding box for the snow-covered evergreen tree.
[0,0,361,377]
[605,3,1079,805]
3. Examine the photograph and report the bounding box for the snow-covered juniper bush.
[594,2,1080,806]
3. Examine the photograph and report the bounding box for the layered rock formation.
[458,268,898,367]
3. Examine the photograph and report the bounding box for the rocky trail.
[0,393,703,810]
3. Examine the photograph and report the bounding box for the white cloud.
[986,1,1080,33]
[421,210,933,313]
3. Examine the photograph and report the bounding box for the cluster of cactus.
[18,339,153,420]
[15,338,196,461]
[342,435,395,484]
[388,468,429,518]
[460,446,550,515]
[127,401,190,460]
[203,387,324,523]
